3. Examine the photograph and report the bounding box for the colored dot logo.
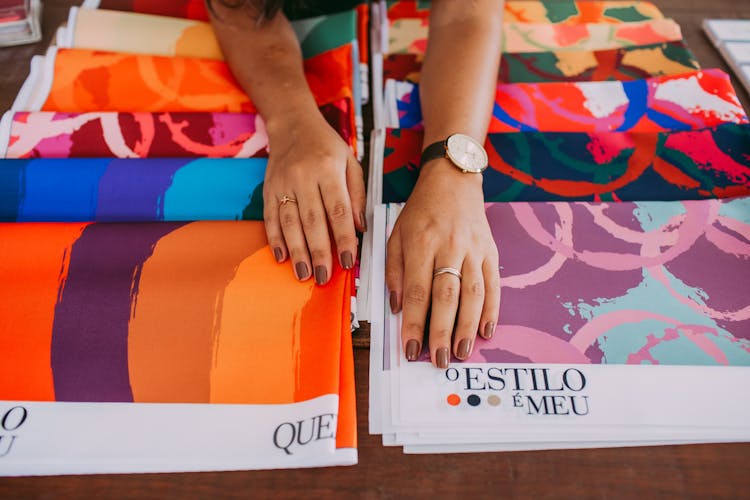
[446,394,461,406]
[446,394,501,407]
[467,395,481,406]
[487,395,501,407]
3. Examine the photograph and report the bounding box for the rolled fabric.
[382,41,701,84]
[0,157,269,222]
[384,69,748,132]
[381,124,750,203]
[1,100,352,159]
[388,18,684,55]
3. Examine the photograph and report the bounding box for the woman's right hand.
[262,108,366,285]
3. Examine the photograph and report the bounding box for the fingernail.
[341,251,354,270]
[295,262,309,280]
[359,211,367,232]
[436,348,449,369]
[405,339,420,361]
[273,247,284,263]
[456,338,472,360]
[484,322,495,339]
[389,291,400,313]
[314,265,327,285]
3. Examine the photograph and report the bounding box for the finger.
[297,188,333,286]
[385,225,405,315]
[480,251,501,340]
[428,258,462,369]
[453,257,483,360]
[346,155,367,232]
[278,195,311,281]
[319,175,358,272]
[263,185,287,263]
[400,238,433,364]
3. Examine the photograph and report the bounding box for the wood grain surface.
[0,1,749,498]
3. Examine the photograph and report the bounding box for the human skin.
[210,0,503,368]
[386,0,503,368]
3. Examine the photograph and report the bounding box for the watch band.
[419,140,447,168]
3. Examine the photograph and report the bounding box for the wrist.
[418,157,484,190]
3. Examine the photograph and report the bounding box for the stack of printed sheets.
[366,0,750,453]
[0,0,367,474]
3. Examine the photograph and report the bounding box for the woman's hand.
[386,159,500,368]
[262,108,366,284]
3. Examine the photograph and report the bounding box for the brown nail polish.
[436,348,449,369]
[314,265,327,285]
[389,291,400,313]
[360,211,367,232]
[484,322,495,339]
[341,251,354,270]
[456,338,472,360]
[295,262,309,280]
[405,339,420,361]
[273,247,284,263]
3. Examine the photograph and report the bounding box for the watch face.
[445,134,488,173]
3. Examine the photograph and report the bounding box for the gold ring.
[433,267,462,280]
[279,195,297,207]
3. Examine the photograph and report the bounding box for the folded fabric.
[386,0,664,23]
[61,7,357,61]
[0,158,271,221]
[1,101,352,158]
[381,124,750,203]
[386,69,748,132]
[0,220,356,473]
[383,42,700,84]
[388,18,683,55]
[15,47,353,115]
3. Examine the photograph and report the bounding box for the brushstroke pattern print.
[388,18,683,55]
[4,101,352,158]
[382,124,750,203]
[0,158,270,221]
[0,221,353,404]
[383,42,700,84]
[40,47,354,115]
[70,8,357,61]
[389,69,747,132]
[386,0,664,23]
[412,198,750,366]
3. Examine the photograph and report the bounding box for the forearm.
[419,0,504,148]
[209,5,319,137]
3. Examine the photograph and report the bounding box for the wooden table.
[1,1,749,498]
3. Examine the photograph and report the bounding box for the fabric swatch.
[383,41,700,84]
[381,124,750,203]
[387,69,748,132]
[0,158,271,222]
[386,0,664,23]
[388,18,683,55]
[3,100,352,159]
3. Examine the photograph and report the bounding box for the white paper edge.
[383,79,400,129]
[367,204,388,433]
[0,111,13,158]
[703,20,750,97]
[80,0,101,8]
[63,6,79,47]
[11,55,42,111]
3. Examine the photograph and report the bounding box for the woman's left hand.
[386,158,500,368]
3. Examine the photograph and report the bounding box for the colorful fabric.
[383,42,700,84]
[2,101,352,159]
[386,0,664,23]
[381,124,750,203]
[388,18,683,55]
[67,8,357,61]
[388,197,750,366]
[0,220,356,470]
[35,47,353,115]
[387,69,748,132]
[0,158,270,221]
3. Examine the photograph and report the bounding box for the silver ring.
[433,267,462,280]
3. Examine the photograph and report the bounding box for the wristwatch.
[419,133,488,174]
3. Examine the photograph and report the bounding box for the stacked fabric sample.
[366,0,750,453]
[0,1,365,475]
